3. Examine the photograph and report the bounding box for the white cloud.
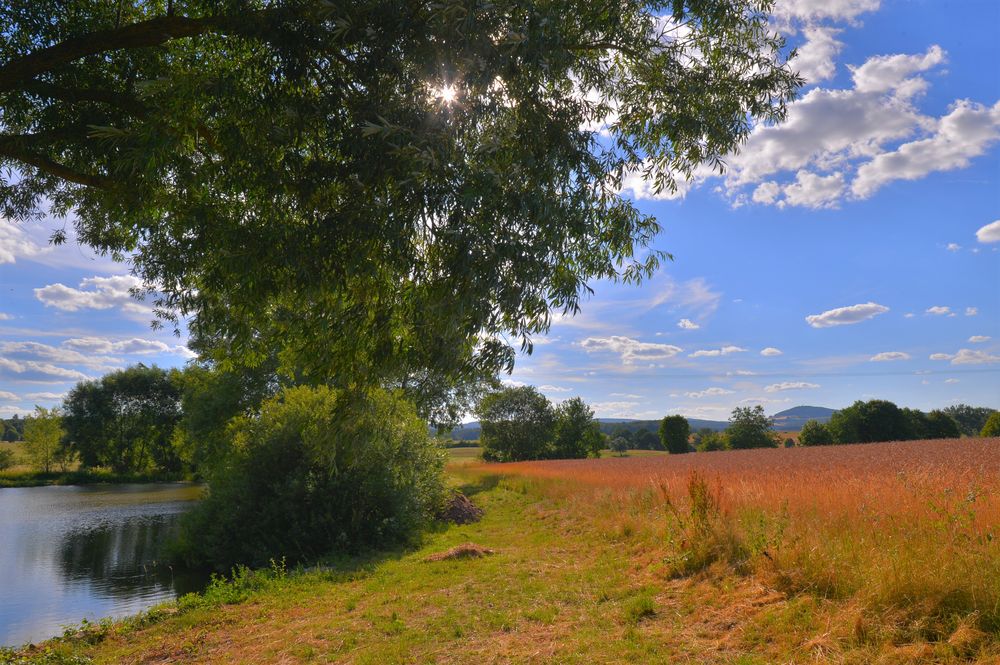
[0,391,17,401]
[35,275,150,313]
[929,349,1000,365]
[806,302,889,328]
[946,243,961,252]
[849,45,945,94]
[0,223,48,264]
[925,305,950,316]
[579,336,683,364]
[852,100,1000,198]
[0,358,90,383]
[0,405,25,417]
[689,345,747,358]
[539,384,572,393]
[685,387,735,399]
[965,307,978,317]
[870,351,910,361]
[760,347,784,357]
[969,336,991,343]
[765,381,821,392]
[0,341,117,369]
[590,401,646,418]
[610,393,643,399]
[0,312,13,320]
[773,0,880,24]
[976,220,1000,243]
[795,26,844,83]
[649,276,722,318]
[904,313,915,319]
[61,337,173,355]
[728,370,757,376]
[24,391,67,401]
[944,378,960,384]
[500,379,527,388]
[677,318,700,330]
[783,170,847,208]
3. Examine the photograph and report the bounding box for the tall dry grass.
[475,438,1000,641]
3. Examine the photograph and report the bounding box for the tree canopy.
[726,405,778,449]
[0,0,800,397]
[658,414,690,454]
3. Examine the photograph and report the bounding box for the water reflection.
[0,483,207,647]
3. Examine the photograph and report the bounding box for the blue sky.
[1,0,998,421]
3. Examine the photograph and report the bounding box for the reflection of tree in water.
[57,508,208,599]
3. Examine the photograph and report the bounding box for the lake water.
[0,483,207,647]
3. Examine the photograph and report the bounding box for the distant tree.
[943,405,996,437]
[22,406,66,473]
[982,412,1000,437]
[610,425,635,449]
[552,397,603,459]
[799,420,835,446]
[633,428,662,451]
[690,427,715,449]
[901,408,930,440]
[477,386,556,462]
[726,406,779,449]
[2,415,23,442]
[828,400,910,444]
[783,437,795,448]
[63,365,183,473]
[925,410,960,439]
[696,431,729,452]
[659,415,691,454]
[610,436,629,457]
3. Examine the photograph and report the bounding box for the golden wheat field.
[473,438,1000,638]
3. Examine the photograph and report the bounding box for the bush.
[659,415,691,454]
[696,431,729,452]
[552,397,603,459]
[983,412,1000,437]
[0,447,14,470]
[175,385,445,570]
[477,386,556,462]
[799,420,834,446]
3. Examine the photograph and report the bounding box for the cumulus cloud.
[870,351,911,361]
[929,349,1000,365]
[0,391,17,401]
[772,0,880,24]
[969,336,991,343]
[925,306,950,316]
[760,347,783,357]
[685,387,735,399]
[24,391,67,401]
[977,220,1000,243]
[689,345,747,358]
[677,318,700,330]
[794,26,844,83]
[579,336,683,364]
[852,101,1000,198]
[0,223,47,265]
[61,337,173,355]
[0,358,90,383]
[35,275,150,314]
[765,381,821,392]
[805,302,889,328]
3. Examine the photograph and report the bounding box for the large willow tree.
[0,0,799,419]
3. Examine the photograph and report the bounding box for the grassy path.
[11,468,996,664]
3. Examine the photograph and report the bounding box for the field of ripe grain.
[476,438,1000,642]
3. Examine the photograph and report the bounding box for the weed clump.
[662,473,748,577]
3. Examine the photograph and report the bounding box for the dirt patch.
[424,542,495,562]
[438,490,484,524]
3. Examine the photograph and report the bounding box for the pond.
[0,483,207,647]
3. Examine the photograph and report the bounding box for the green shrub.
[982,411,1000,437]
[0,447,15,470]
[798,420,834,446]
[174,385,445,570]
[659,415,691,454]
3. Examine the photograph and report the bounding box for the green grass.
[6,468,996,664]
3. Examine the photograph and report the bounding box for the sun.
[434,83,459,106]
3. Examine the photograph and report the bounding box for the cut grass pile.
[7,440,999,664]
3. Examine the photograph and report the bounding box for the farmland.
[13,437,1000,664]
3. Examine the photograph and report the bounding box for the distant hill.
[443,406,838,440]
[770,406,837,431]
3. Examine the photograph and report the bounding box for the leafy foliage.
[696,431,729,452]
[658,415,690,454]
[552,397,603,459]
[477,386,556,462]
[725,406,779,449]
[175,385,445,569]
[983,412,1000,437]
[22,405,69,472]
[62,365,183,473]
[829,400,910,444]
[0,446,14,470]
[798,419,834,446]
[610,436,629,456]
[0,0,800,392]
[943,404,997,437]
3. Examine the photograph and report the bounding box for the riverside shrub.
[176,385,445,569]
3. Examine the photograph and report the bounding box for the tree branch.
[22,81,150,117]
[0,141,116,190]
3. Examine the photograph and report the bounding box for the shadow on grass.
[456,473,502,498]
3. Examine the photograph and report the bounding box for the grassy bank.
[0,468,190,488]
[6,449,998,664]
